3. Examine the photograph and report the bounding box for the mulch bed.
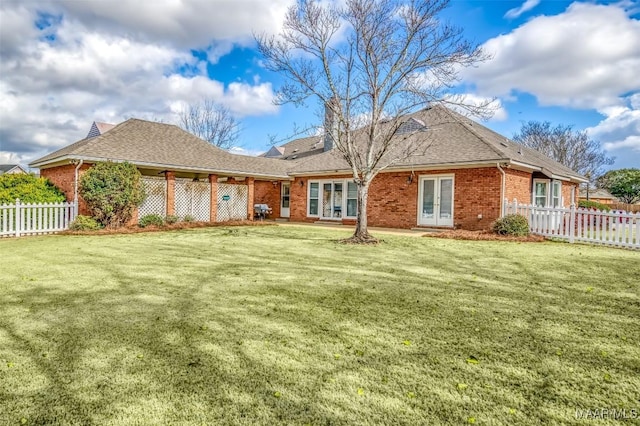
[61,220,276,236]
[424,229,546,242]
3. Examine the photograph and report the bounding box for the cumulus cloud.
[465,2,640,110]
[504,0,541,19]
[0,1,286,165]
[587,94,640,154]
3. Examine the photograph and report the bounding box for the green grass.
[1,225,639,425]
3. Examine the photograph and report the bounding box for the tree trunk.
[346,180,378,243]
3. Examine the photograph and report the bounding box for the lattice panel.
[175,178,211,222]
[217,184,248,222]
[138,177,167,220]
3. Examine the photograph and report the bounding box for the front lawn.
[1,226,638,425]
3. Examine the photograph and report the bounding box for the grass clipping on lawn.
[1,226,638,425]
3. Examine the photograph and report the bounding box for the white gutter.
[497,163,506,217]
[73,159,83,216]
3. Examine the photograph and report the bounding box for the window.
[533,180,547,207]
[347,182,357,217]
[552,181,562,207]
[309,182,319,216]
[533,179,562,207]
[307,179,358,219]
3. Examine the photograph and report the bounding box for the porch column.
[166,171,175,216]
[209,174,218,222]
[247,177,255,221]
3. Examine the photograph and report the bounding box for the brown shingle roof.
[30,119,290,179]
[283,106,586,182]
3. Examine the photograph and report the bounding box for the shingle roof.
[30,119,290,179]
[282,105,586,181]
[0,164,27,174]
[578,188,616,200]
[87,121,116,139]
[30,107,586,182]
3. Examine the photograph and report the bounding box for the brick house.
[29,106,586,230]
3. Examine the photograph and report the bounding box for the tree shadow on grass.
[1,231,638,425]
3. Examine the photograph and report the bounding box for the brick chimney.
[324,97,339,152]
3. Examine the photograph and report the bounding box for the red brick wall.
[41,163,92,215]
[504,169,532,205]
[254,181,282,218]
[562,182,578,206]
[289,167,505,230]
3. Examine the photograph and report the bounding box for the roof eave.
[30,155,291,180]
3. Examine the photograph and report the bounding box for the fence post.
[502,198,507,217]
[569,203,575,243]
[15,198,21,238]
[513,198,518,216]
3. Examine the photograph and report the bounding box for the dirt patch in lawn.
[424,229,546,242]
[61,220,275,236]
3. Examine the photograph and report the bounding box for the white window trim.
[532,178,562,207]
[416,174,455,227]
[307,179,358,219]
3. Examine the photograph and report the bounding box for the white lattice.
[138,177,167,220]
[175,178,211,221]
[217,184,248,221]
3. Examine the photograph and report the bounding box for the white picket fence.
[0,199,77,238]
[504,199,640,250]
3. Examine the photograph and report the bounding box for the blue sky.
[0,0,638,171]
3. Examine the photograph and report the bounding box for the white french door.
[321,181,343,219]
[281,183,290,218]
[418,175,454,227]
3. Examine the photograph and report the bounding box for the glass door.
[281,183,290,218]
[321,181,343,219]
[418,176,454,227]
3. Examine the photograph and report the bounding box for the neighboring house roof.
[30,119,290,179]
[86,121,116,139]
[579,188,617,200]
[280,106,586,182]
[0,164,28,174]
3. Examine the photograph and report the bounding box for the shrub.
[0,173,65,204]
[578,200,611,211]
[79,162,145,228]
[492,214,530,236]
[139,214,165,228]
[165,214,179,225]
[69,215,102,231]
[183,215,195,223]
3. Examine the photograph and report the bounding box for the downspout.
[497,163,506,217]
[73,159,83,217]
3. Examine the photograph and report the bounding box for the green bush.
[139,214,165,228]
[165,215,179,225]
[578,200,611,211]
[183,215,195,223]
[79,162,145,228]
[0,173,65,204]
[492,214,530,236]
[69,215,103,231]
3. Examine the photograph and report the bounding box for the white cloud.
[587,95,640,153]
[0,1,285,166]
[465,2,640,110]
[504,0,541,19]
[444,94,508,122]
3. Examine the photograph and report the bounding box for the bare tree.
[513,121,614,182]
[178,100,240,150]
[256,0,492,242]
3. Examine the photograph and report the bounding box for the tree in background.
[513,121,614,181]
[0,173,65,204]
[80,162,145,228]
[256,0,491,243]
[178,100,240,150]
[597,168,640,204]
